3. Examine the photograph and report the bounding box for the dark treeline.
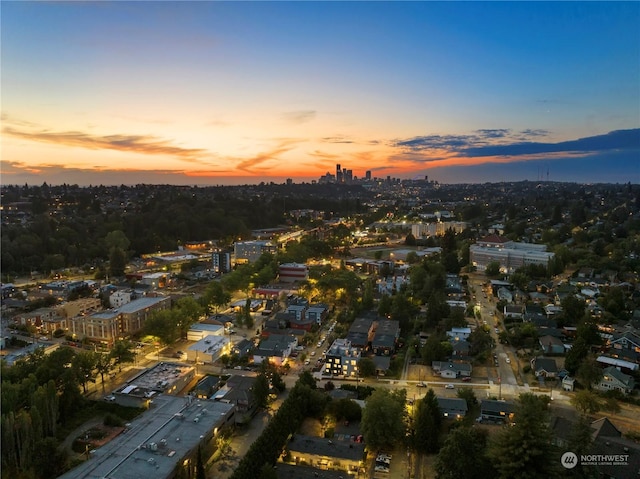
[1,183,372,278]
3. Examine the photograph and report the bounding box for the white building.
[234,240,277,264]
[470,234,554,273]
[187,335,230,364]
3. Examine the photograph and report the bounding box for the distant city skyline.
[2,1,639,186]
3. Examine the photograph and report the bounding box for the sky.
[2,1,639,186]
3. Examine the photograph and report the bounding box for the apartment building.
[68,296,171,345]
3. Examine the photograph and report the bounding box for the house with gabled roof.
[432,360,472,378]
[437,397,468,419]
[594,366,635,395]
[539,335,565,355]
[531,357,558,378]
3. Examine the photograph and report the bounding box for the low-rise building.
[68,296,171,345]
[187,335,230,364]
[285,434,365,474]
[437,397,468,419]
[323,339,361,379]
[431,360,472,378]
[479,399,515,423]
[594,366,635,395]
[56,394,235,479]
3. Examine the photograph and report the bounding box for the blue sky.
[1,1,639,185]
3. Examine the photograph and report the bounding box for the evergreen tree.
[435,426,494,479]
[488,393,560,479]
[413,388,442,453]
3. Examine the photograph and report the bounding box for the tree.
[435,427,494,479]
[456,387,477,410]
[328,398,362,423]
[95,353,114,392]
[72,350,98,394]
[110,340,136,372]
[174,296,203,339]
[565,415,598,479]
[253,372,270,409]
[485,261,501,277]
[575,355,602,390]
[413,388,442,453]
[361,388,407,451]
[488,393,560,479]
[203,281,231,314]
[358,357,376,378]
[570,390,602,415]
[144,309,180,345]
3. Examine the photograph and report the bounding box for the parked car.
[445,384,455,389]
[506,357,511,364]
[104,395,116,402]
[416,381,427,387]
[462,376,471,382]
[374,465,390,473]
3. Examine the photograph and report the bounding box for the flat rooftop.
[57,395,235,479]
[117,362,194,395]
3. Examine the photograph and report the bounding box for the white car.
[506,358,511,364]
[104,395,116,402]
[374,465,390,473]
[445,384,455,389]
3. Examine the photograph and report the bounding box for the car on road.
[462,376,471,382]
[304,359,310,365]
[505,357,511,364]
[445,384,455,389]
[374,465,390,473]
[311,351,316,356]
[494,328,499,333]
[416,381,427,387]
[104,395,116,402]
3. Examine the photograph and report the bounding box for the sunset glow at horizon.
[2,1,639,186]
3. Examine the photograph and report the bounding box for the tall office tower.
[365,170,371,180]
[336,164,344,183]
[345,169,353,183]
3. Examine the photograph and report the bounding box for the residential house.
[214,375,258,423]
[346,315,376,349]
[193,375,221,399]
[437,397,468,419]
[306,304,329,324]
[323,339,361,379]
[231,339,254,358]
[503,305,524,320]
[552,416,640,479]
[539,335,565,355]
[432,360,472,378]
[285,434,365,474]
[479,400,515,423]
[452,340,471,357]
[253,333,297,366]
[594,366,635,395]
[531,357,558,378]
[371,319,399,356]
[446,327,471,342]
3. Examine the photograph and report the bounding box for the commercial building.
[56,394,235,479]
[470,234,555,274]
[278,262,309,283]
[234,240,277,264]
[111,361,196,408]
